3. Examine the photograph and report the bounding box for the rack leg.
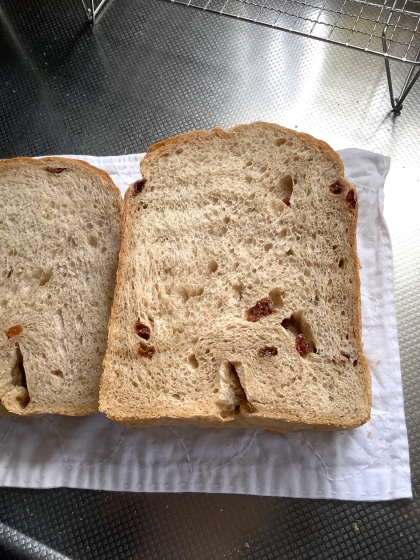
[382,0,420,113]
[384,57,420,113]
[80,0,111,24]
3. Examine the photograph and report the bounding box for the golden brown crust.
[0,156,122,203]
[0,403,13,416]
[1,156,123,417]
[101,122,371,430]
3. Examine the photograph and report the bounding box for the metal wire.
[170,0,420,64]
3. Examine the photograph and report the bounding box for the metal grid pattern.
[171,0,420,63]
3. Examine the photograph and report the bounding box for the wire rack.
[170,0,420,64]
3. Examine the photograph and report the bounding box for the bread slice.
[0,157,122,415]
[0,403,12,416]
[99,122,371,431]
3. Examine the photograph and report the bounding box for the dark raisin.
[346,189,357,209]
[296,334,309,357]
[134,320,150,340]
[282,197,291,206]
[5,325,22,338]
[132,179,146,196]
[281,317,293,329]
[258,346,278,358]
[247,298,277,322]
[46,167,67,174]
[138,345,155,358]
[329,181,343,194]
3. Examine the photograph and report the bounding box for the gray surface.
[0,0,419,558]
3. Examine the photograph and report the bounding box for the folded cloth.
[0,149,411,500]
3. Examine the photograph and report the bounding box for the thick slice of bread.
[100,122,371,431]
[0,157,122,415]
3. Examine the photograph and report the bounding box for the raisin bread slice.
[0,157,122,415]
[100,123,371,431]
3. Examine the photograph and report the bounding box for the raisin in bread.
[0,157,122,415]
[99,122,371,431]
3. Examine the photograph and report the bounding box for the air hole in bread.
[208,260,218,273]
[188,354,199,369]
[286,249,294,256]
[279,229,287,239]
[39,269,52,286]
[11,343,30,408]
[217,361,253,417]
[51,370,63,378]
[268,288,284,308]
[6,269,13,279]
[281,311,316,356]
[245,175,253,184]
[172,393,181,400]
[88,235,98,247]
[87,223,94,230]
[338,258,345,268]
[220,226,227,235]
[304,268,311,277]
[333,244,338,250]
[275,138,286,146]
[232,282,244,300]
[54,309,65,331]
[264,243,273,252]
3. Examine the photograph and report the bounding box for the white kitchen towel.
[0,149,411,500]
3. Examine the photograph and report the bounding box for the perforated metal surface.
[171,0,420,64]
[0,0,419,558]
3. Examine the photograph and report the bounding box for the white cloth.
[0,149,411,500]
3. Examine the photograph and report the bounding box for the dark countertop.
[0,0,419,558]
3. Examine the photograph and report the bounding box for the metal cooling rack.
[170,0,420,110]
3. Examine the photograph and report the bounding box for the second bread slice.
[0,157,122,415]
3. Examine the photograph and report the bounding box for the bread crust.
[100,123,371,431]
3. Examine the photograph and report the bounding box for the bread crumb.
[367,431,372,439]
[353,523,359,531]
[245,542,250,548]
[378,414,383,419]
[376,360,381,365]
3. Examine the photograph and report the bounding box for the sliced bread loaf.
[99,122,371,431]
[0,157,122,415]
